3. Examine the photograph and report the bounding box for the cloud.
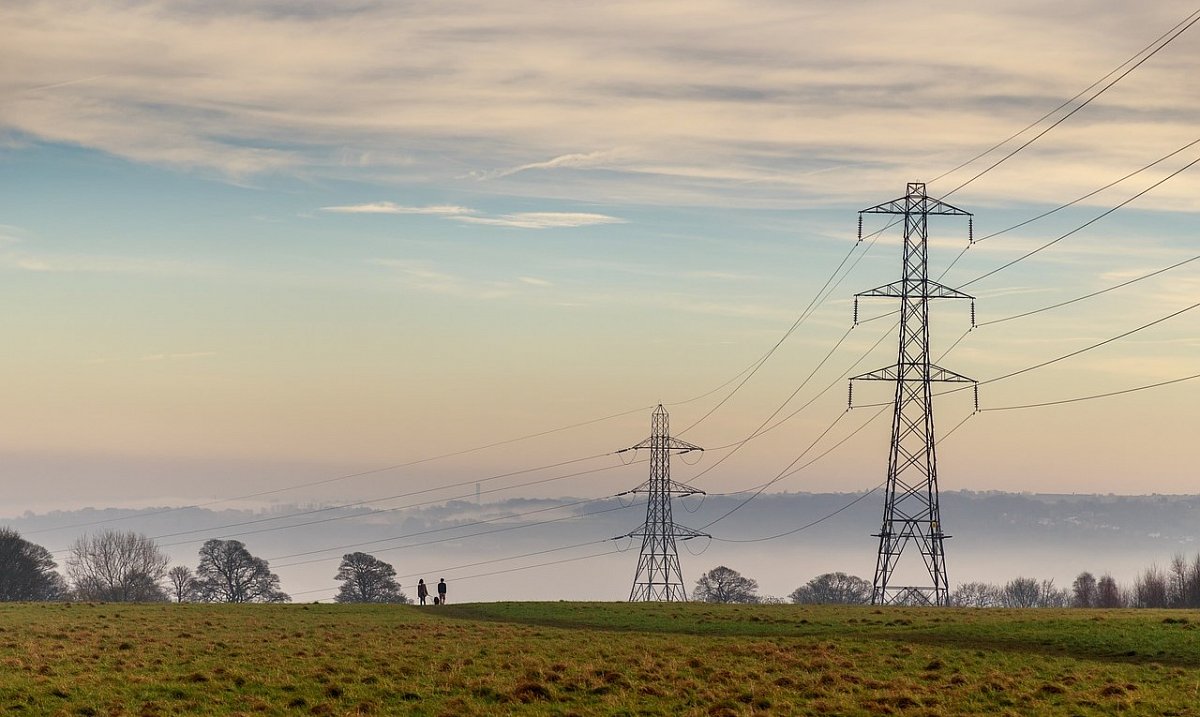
[319,203,475,216]
[518,276,552,287]
[457,212,625,229]
[322,203,625,229]
[4,1,1197,209]
[481,150,617,180]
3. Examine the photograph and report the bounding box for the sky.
[2,0,1200,546]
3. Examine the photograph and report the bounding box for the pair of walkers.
[416,578,447,605]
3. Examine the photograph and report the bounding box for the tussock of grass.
[3,602,1200,714]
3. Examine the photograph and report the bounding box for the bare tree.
[67,530,169,602]
[1071,572,1097,608]
[950,581,1002,607]
[693,566,758,604]
[789,572,870,605]
[1168,555,1189,608]
[1038,579,1070,608]
[1001,577,1040,608]
[1096,574,1125,608]
[194,539,289,603]
[0,527,67,601]
[334,553,408,604]
[1188,555,1200,609]
[1134,565,1169,608]
[167,566,198,603]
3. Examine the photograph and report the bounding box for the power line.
[684,319,896,485]
[979,252,1200,327]
[978,298,1200,389]
[961,153,1200,289]
[154,459,644,551]
[713,485,883,544]
[272,500,632,569]
[928,8,1200,187]
[289,543,619,599]
[287,540,610,598]
[854,297,1200,410]
[938,8,1200,197]
[49,454,645,555]
[713,411,976,543]
[975,138,1200,244]
[983,371,1200,412]
[25,223,886,539]
[697,409,852,532]
[676,219,896,436]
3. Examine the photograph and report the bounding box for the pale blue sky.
[1,0,1199,521]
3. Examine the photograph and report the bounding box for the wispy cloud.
[324,203,625,229]
[6,2,1196,209]
[320,203,475,216]
[479,150,617,180]
[457,212,625,229]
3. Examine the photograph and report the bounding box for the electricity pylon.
[613,405,707,601]
[850,182,976,607]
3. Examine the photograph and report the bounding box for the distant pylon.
[849,182,977,607]
[613,405,707,601]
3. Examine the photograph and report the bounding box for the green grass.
[2,601,1200,715]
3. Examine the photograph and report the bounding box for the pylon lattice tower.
[850,182,976,607]
[613,405,707,601]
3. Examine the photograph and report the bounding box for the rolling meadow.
[2,601,1200,716]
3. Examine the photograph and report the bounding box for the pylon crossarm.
[626,478,705,496]
[860,194,971,217]
[620,439,703,454]
[928,365,975,383]
[857,281,973,300]
[626,523,708,540]
[851,366,899,382]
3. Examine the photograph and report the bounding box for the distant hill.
[6,491,1198,601]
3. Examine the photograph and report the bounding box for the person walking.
[417,579,429,605]
[437,578,447,605]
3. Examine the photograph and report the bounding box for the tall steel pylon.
[849,182,976,606]
[613,405,707,601]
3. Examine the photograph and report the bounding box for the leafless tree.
[1168,554,1189,608]
[167,565,198,603]
[693,566,758,604]
[1001,577,1040,608]
[789,572,870,605]
[1038,579,1070,608]
[950,581,1003,607]
[1134,565,1169,608]
[1188,555,1200,608]
[194,539,289,603]
[67,530,168,602]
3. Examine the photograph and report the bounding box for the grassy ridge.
[2,602,1199,715]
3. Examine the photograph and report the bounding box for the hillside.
[2,601,1197,715]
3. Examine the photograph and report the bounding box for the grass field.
[2,601,1200,715]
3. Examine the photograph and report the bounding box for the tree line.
[692,559,1200,608]
[0,527,409,604]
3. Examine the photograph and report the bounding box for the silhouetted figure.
[437,578,447,605]
[433,596,440,605]
[417,579,428,605]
